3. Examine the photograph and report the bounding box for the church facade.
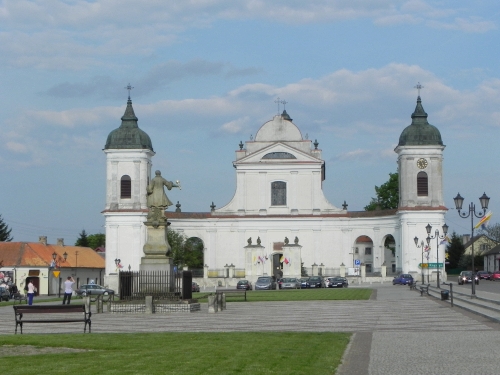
[103,94,447,284]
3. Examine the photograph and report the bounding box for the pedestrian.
[27,279,35,305]
[62,276,75,305]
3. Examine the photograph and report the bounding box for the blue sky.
[1,0,499,245]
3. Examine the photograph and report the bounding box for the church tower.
[103,93,154,275]
[395,93,447,276]
[396,95,445,208]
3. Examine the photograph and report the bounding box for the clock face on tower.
[417,158,428,169]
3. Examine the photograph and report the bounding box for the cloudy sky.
[1,0,499,245]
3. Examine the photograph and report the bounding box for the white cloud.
[6,142,28,153]
[0,1,494,69]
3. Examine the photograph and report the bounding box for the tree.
[446,232,465,270]
[75,229,90,247]
[167,229,187,268]
[167,230,204,269]
[477,223,500,243]
[364,172,399,211]
[87,233,105,250]
[0,215,13,242]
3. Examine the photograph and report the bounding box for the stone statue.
[247,237,252,245]
[294,236,299,244]
[284,237,289,245]
[146,170,180,223]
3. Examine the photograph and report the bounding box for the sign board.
[354,259,361,266]
[52,270,60,278]
[419,263,443,269]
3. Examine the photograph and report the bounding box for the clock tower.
[395,95,445,208]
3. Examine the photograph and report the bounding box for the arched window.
[271,181,286,206]
[120,175,131,198]
[417,172,428,196]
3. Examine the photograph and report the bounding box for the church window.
[417,172,428,196]
[271,181,286,206]
[365,247,372,255]
[262,152,296,159]
[121,175,131,198]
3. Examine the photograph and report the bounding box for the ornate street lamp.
[414,236,426,284]
[425,223,448,288]
[453,192,490,298]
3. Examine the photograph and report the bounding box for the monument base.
[140,256,174,273]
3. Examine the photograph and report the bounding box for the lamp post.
[414,237,426,284]
[453,192,490,298]
[425,223,448,289]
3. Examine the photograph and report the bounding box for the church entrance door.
[272,253,283,280]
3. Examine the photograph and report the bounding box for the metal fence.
[119,270,181,301]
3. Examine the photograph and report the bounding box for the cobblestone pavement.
[1,284,499,374]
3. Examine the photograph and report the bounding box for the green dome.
[104,98,153,151]
[398,97,443,146]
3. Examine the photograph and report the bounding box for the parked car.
[280,278,301,289]
[300,277,310,289]
[477,271,491,280]
[458,271,479,285]
[0,286,10,301]
[76,284,115,297]
[254,276,276,290]
[192,282,200,292]
[490,271,500,281]
[308,276,325,288]
[392,274,414,285]
[236,280,252,290]
[327,277,349,288]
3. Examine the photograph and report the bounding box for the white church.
[103,94,447,285]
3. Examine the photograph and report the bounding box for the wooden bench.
[419,284,430,296]
[12,293,27,304]
[13,304,91,334]
[216,289,247,301]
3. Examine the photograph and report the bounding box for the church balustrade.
[206,268,245,278]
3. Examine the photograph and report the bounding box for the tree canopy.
[477,223,500,243]
[167,229,203,269]
[0,215,13,242]
[75,229,90,247]
[364,172,399,211]
[445,232,465,270]
[75,230,105,249]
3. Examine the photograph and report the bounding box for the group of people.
[21,276,75,306]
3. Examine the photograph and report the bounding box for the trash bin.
[441,290,449,301]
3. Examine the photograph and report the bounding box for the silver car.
[280,277,301,289]
[254,277,276,290]
[76,284,114,297]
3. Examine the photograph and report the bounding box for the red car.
[490,271,500,281]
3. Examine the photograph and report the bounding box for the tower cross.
[414,82,423,97]
[125,83,134,99]
[281,100,288,110]
[274,97,281,114]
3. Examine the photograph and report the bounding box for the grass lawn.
[1,332,350,375]
[194,288,372,302]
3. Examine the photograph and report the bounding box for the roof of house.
[463,235,498,249]
[0,242,105,268]
[482,244,500,256]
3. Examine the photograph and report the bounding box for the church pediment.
[235,143,321,165]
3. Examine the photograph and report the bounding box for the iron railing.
[119,270,181,301]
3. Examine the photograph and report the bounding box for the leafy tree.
[0,215,13,242]
[446,232,465,270]
[75,229,90,247]
[167,230,205,269]
[183,237,204,269]
[364,172,399,211]
[87,233,105,250]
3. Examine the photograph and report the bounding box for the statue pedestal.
[140,222,174,275]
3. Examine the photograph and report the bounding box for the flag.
[284,258,290,265]
[439,237,449,245]
[279,255,285,263]
[474,211,492,229]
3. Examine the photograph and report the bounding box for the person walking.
[27,279,35,305]
[62,276,75,305]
